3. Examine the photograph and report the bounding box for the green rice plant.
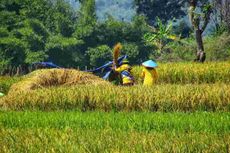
[0,111,229,133]
[1,111,229,152]
[0,128,229,153]
[1,84,229,112]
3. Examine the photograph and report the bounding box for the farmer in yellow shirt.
[114,59,134,86]
[141,60,158,86]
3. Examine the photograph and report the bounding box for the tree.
[143,18,176,58]
[0,37,26,70]
[121,43,140,64]
[75,0,96,39]
[0,0,80,73]
[189,0,212,62]
[95,15,152,63]
[73,0,97,66]
[52,0,76,37]
[214,0,230,32]
[134,0,187,24]
[87,45,112,66]
[46,35,83,67]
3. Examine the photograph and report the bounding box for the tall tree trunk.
[194,29,206,62]
[189,0,209,63]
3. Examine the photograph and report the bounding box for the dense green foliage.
[164,33,230,61]
[134,0,187,23]
[0,0,152,72]
[0,0,80,69]
[1,0,229,74]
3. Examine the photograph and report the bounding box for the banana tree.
[144,18,177,55]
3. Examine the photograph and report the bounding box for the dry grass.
[0,77,21,94]
[1,62,229,112]
[1,84,229,112]
[132,62,230,84]
[8,69,110,94]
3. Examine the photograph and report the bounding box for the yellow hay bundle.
[113,43,122,66]
[8,69,110,94]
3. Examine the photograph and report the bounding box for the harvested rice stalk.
[8,69,110,94]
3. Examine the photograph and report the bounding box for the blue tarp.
[88,55,127,80]
[32,56,127,80]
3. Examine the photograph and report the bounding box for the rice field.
[1,111,229,133]
[1,84,229,111]
[0,62,230,152]
[0,111,230,152]
[132,62,230,84]
[1,128,229,152]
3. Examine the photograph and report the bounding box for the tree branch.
[201,5,212,33]
[189,0,199,29]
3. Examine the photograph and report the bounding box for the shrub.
[87,45,112,66]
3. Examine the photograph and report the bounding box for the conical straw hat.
[142,60,158,68]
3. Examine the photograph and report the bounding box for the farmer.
[114,59,134,86]
[141,60,158,86]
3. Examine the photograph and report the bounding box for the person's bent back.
[115,59,134,86]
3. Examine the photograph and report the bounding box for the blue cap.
[142,60,158,68]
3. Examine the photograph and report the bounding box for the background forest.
[0,0,230,72]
